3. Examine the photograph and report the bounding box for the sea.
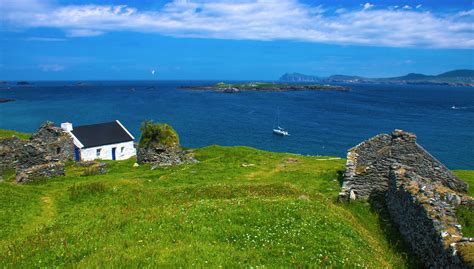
[0,81,473,169]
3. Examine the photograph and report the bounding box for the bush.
[139,120,180,148]
[68,182,106,201]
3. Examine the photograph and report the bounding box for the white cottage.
[61,120,136,161]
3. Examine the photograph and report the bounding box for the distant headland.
[0,98,14,103]
[181,82,348,92]
[280,69,474,87]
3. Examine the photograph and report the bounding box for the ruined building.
[339,130,472,268]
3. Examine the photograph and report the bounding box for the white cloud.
[362,3,374,10]
[403,5,412,10]
[1,0,473,49]
[67,29,104,37]
[25,37,66,42]
[416,4,422,9]
[459,9,474,16]
[39,64,65,72]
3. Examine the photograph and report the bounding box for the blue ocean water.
[0,81,473,169]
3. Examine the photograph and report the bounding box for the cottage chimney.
[61,122,73,132]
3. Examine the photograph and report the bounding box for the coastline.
[181,82,348,92]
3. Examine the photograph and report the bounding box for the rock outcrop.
[339,129,473,268]
[339,129,467,202]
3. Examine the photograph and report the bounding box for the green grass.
[457,205,474,237]
[215,82,324,89]
[454,170,474,197]
[454,170,474,237]
[0,129,30,140]
[0,145,421,267]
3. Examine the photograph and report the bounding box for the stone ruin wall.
[339,129,472,268]
[0,137,25,175]
[339,133,392,201]
[387,164,473,268]
[0,122,74,183]
[137,143,198,168]
[339,129,467,202]
[29,122,75,163]
[390,130,467,193]
[16,162,65,184]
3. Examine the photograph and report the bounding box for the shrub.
[68,182,106,201]
[139,120,180,148]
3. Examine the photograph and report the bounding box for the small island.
[0,98,14,103]
[16,81,32,85]
[181,82,348,93]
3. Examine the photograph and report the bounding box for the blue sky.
[1,0,473,80]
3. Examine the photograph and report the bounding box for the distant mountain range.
[279,69,474,86]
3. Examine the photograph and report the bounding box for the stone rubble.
[16,162,65,184]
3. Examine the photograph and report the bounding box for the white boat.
[273,126,289,136]
[273,110,290,136]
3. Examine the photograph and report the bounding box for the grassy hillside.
[0,129,31,140]
[453,170,474,238]
[454,170,474,197]
[0,145,422,267]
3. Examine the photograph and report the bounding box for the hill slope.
[437,69,474,78]
[279,73,321,82]
[0,142,423,267]
[281,69,474,85]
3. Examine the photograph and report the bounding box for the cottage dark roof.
[71,121,134,148]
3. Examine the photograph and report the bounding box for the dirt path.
[20,195,56,235]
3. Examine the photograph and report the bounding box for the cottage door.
[74,147,80,161]
[112,147,116,160]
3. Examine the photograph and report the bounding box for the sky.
[0,0,473,80]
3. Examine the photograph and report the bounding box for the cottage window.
[121,147,125,153]
[96,148,101,157]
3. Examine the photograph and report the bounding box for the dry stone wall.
[390,130,466,193]
[339,129,467,202]
[30,122,75,162]
[387,164,472,268]
[339,129,472,268]
[16,162,65,184]
[0,137,24,176]
[339,134,392,201]
[137,145,197,168]
[0,122,74,183]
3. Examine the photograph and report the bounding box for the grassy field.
[215,82,284,89]
[0,144,424,268]
[454,170,474,237]
[0,129,31,140]
[214,82,327,89]
[1,127,472,267]
[454,170,474,197]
